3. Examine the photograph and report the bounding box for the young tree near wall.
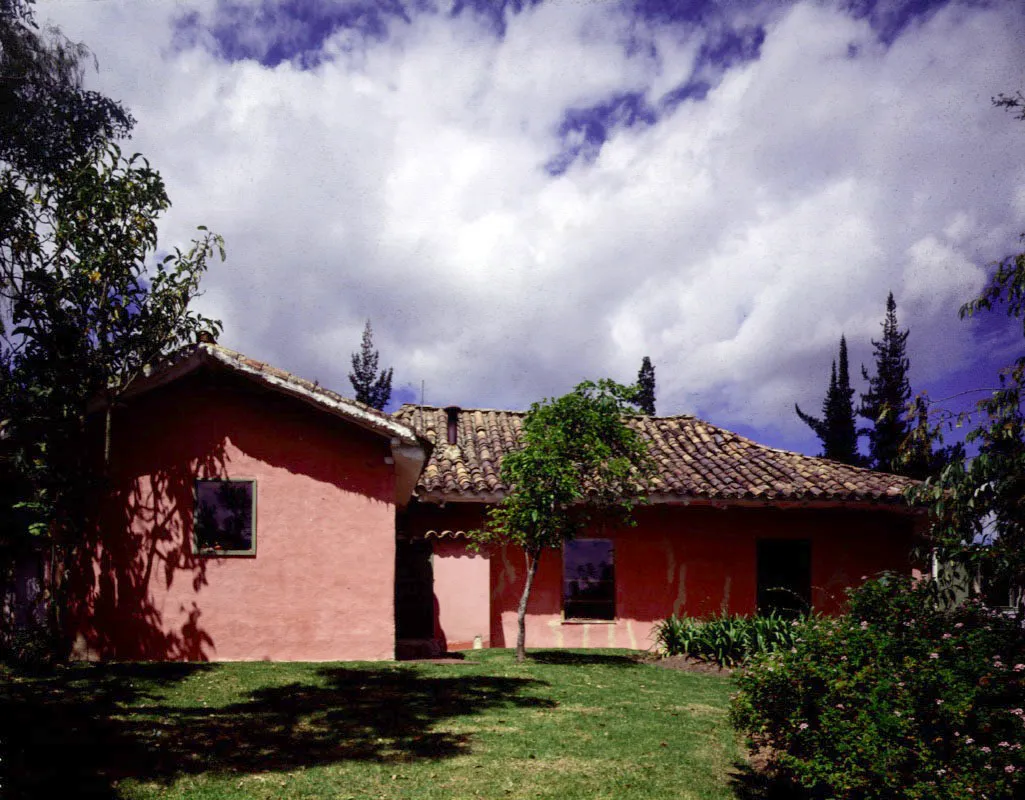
[795,336,860,465]
[468,380,653,662]
[636,356,656,415]
[860,293,913,473]
[348,320,393,410]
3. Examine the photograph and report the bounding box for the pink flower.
[936,699,944,705]
[1006,766,1016,774]
[965,737,975,744]
[929,653,940,659]
[942,633,952,640]
[1014,664,1025,672]
[798,722,809,730]
[999,741,1011,748]
[981,746,992,753]
[860,620,869,630]
[954,622,964,629]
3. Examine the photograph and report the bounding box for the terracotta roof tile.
[394,405,916,505]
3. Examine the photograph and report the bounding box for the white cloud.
[43,0,1025,450]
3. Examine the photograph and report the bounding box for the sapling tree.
[469,379,653,662]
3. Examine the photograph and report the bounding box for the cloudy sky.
[42,0,1025,454]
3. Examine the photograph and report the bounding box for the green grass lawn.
[1,649,753,799]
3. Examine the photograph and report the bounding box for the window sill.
[562,618,616,625]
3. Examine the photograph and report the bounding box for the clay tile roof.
[132,343,421,447]
[393,405,917,505]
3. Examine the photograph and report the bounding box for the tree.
[906,91,1025,616]
[0,1,133,176]
[908,243,1025,618]
[795,335,860,465]
[468,380,653,662]
[348,320,393,410]
[0,144,224,648]
[859,293,913,473]
[636,356,656,415]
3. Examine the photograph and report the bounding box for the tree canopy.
[348,320,393,410]
[796,335,860,465]
[469,379,652,661]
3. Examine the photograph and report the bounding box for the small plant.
[653,612,801,667]
[730,574,1025,799]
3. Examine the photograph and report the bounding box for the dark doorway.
[757,539,811,617]
[395,539,434,639]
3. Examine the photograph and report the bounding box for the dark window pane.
[195,480,255,554]
[563,539,614,620]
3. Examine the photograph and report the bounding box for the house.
[394,405,921,654]
[64,342,920,662]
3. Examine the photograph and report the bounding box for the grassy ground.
[1,649,753,799]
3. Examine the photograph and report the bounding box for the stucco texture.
[70,369,398,662]
[410,502,918,653]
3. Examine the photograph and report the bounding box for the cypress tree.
[636,356,656,415]
[859,293,911,473]
[348,320,393,410]
[796,335,860,464]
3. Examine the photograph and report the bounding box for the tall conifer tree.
[636,356,656,415]
[348,320,393,410]
[796,335,860,464]
[859,293,911,473]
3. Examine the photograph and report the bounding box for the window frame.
[562,537,616,622]
[192,478,258,557]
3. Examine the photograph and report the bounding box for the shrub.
[653,612,800,667]
[730,574,1025,799]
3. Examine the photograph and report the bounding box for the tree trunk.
[104,400,113,467]
[516,548,541,663]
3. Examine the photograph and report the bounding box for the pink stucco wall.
[432,538,490,650]
[70,368,398,662]
[409,502,917,652]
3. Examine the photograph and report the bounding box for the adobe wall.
[415,502,918,653]
[70,369,398,662]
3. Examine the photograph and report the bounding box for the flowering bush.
[730,574,1025,799]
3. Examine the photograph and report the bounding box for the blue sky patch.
[546,91,657,175]
[171,0,413,67]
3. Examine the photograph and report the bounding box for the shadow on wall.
[65,424,229,661]
[0,662,554,798]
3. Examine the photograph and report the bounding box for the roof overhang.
[110,344,430,506]
[413,490,922,514]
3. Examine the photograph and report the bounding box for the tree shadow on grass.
[527,650,642,668]
[1,662,553,799]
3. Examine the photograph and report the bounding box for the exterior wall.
[432,537,490,650]
[70,369,398,662]
[413,502,917,652]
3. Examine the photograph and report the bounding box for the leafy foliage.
[348,319,393,410]
[0,145,223,538]
[0,0,133,176]
[469,379,653,661]
[796,335,860,465]
[731,575,1025,799]
[907,242,1025,614]
[653,612,802,668]
[636,356,656,415]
